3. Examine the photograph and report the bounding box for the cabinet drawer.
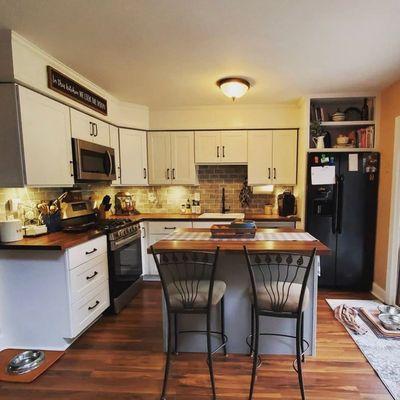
[70,280,110,338]
[148,221,192,234]
[69,254,108,303]
[67,236,107,270]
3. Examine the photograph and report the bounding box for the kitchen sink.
[198,213,245,219]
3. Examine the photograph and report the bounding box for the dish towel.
[334,304,367,335]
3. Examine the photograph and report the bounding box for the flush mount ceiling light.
[217,77,250,101]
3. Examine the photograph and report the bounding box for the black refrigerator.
[306,152,379,290]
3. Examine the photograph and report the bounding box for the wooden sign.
[47,66,108,115]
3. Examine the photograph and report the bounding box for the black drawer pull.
[88,300,100,311]
[85,248,97,255]
[164,227,176,230]
[86,271,98,280]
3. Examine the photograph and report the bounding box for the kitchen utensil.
[332,109,345,121]
[102,195,111,205]
[378,305,400,315]
[0,219,23,242]
[7,350,45,375]
[378,313,400,331]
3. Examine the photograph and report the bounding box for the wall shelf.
[308,148,377,153]
[320,120,374,127]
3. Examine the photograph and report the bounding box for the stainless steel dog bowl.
[378,304,400,315]
[7,350,45,375]
[378,313,400,331]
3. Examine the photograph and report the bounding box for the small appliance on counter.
[277,190,296,217]
[115,192,139,215]
[0,219,24,242]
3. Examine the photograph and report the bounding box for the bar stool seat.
[168,280,227,309]
[251,282,310,313]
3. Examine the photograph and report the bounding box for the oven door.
[109,234,143,298]
[73,139,116,181]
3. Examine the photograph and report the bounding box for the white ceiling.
[1,0,400,107]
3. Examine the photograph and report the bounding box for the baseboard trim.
[371,282,386,302]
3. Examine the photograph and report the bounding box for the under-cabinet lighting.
[252,185,274,194]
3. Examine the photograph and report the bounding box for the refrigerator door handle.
[332,178,338,234]
[337,175,344,234]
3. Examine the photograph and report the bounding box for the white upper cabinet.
[148,131,196,185]
[119,129,148,186]
[221,131,248,163]
[70,108,110,146]
[171,132,196,184]
[195,131,220,163]
[18,86,74,187]
[195,131,247,164]
[272,129,297,185]
[248,130,273,185]
[148,132,171,185]
[109,125,121,185]
[247,129,297,186]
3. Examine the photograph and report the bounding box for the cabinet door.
[148,132,171,185]
[147,234,162,277]
[109,126,121,185]
[221,131,248,163]
[272,130,297,185]
[247,130,273,185]
[119,129,148,185]
[171,131,196,184]
[18,86,74,186]
[70,109,110,146]
[195,131,220,163]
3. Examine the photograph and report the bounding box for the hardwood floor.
[0,283,391,400]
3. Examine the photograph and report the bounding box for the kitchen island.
[150,228,329,356]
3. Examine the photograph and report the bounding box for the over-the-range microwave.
[72,138,116,182]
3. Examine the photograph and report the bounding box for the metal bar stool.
[151,246,228,400]
[244,247,316,400]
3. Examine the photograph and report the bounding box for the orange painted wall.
[374,80,400,289]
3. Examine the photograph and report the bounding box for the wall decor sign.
[47,66,108,115]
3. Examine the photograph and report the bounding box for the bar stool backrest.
[244,248,316,315]
[151,247,220,312]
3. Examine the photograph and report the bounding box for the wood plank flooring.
[0,283,391,400]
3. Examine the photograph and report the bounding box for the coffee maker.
[277,190,296,217]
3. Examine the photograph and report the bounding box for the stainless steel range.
[96,218,143,314]
[60,200,143,314]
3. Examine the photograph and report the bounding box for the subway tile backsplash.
[0,165,286,216]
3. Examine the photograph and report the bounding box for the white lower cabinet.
[66,236,110,339]
[142,221,193,279]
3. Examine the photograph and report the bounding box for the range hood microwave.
[72,138,116,182]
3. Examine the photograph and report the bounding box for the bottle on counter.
[185,198,191,214]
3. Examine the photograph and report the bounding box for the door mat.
[326,299,400,400]
[0,349,64,383]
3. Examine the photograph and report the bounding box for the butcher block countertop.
[149,228,330,255]
[0,213,300,251]
[112,213,300,223]
[0,229,105,251]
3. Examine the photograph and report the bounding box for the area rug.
[326,299,400,400]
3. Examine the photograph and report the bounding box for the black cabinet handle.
[273,168,276,179]
[164,227,176,230]
[86,271,98,280]
[85,248,97,255]
[143,168,147,179]
[172,168,175,179]
[166,168,170,179]
[88,300,100,311]
[222,146,225,158]
[217,146,220,158]
[89,122,94,136]
[268,168,271,179]
[94,123,98,137]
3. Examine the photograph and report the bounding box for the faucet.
[221,187,230,214]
